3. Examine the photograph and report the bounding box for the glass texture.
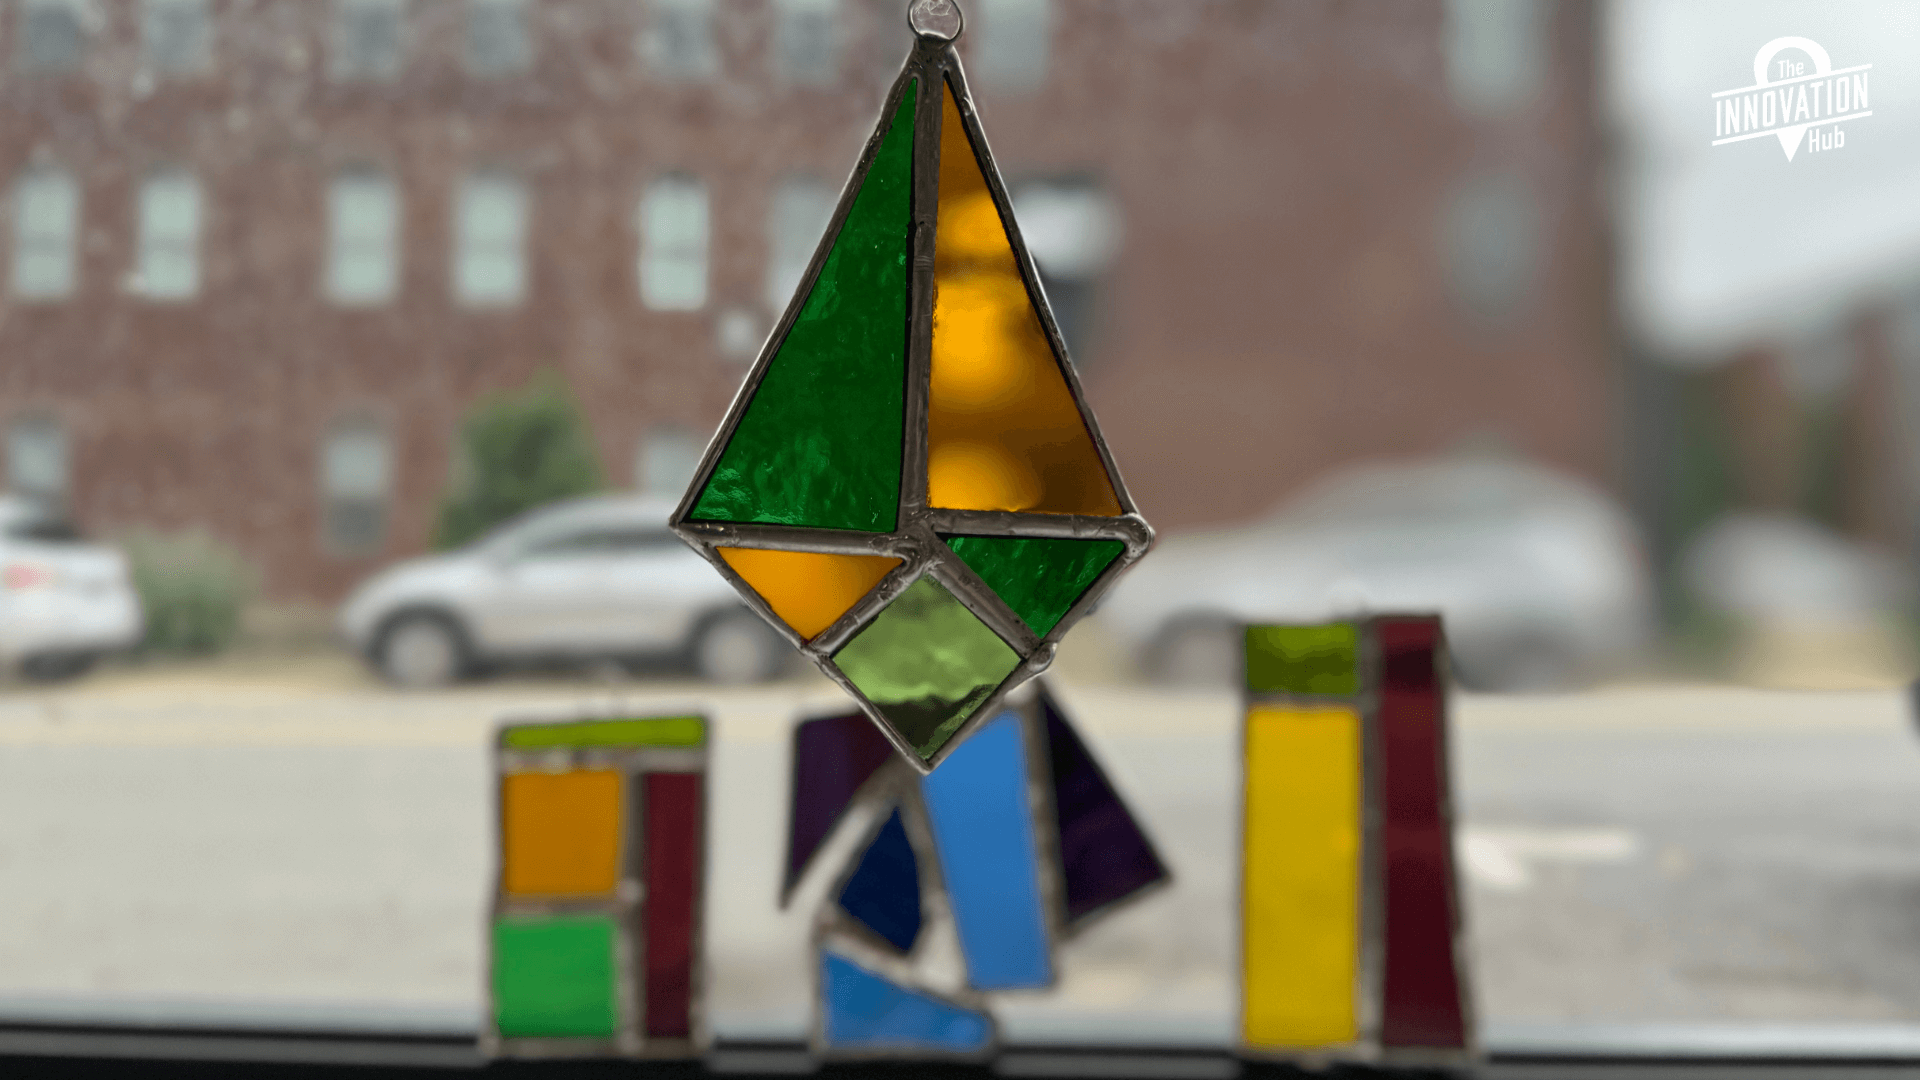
[12,167,78,300]
[326,170,398,304]
[637,426,701,494]
[142,0,208,74]
[136,170,201,300]
[640,0,717,80]
[638,175,710,311]
[19,0,81,73]
[762,176,835,312]
[501,716,707,749]
[1376,617,1469,1050]
[454,172,526,307]
[973,0,1050,92]
[690,85,915,531]
[501,770,623,897]
[1038,689,1168,927]
[7,416,67,499]
[918,711,1052,990]
[331,0,405,82]
[466,0,529,77]
[492,915,619,1038]
[928,84,1120,517]
[773,0,838,86]
[1245,623,1359,695]
[821,952,992,1051]
[942,534,1123,637]
[836,808,922,953]
[1242,705,1362,1049]
[785,712,895,901]
[830,575,1020,761]
[1444,0,1549,118]
[642,771,701,1039]
[717,547,901,640]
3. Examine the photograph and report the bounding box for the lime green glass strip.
[502,716,706,750]
[1245,624,1359,695]
[689,81,917,532]
[942,535,1125,638]
[492,915,618,1039]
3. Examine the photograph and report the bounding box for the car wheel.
[693,612,786,685]
[19,652,96,683]
[1146,619,1239,686]
[376,613,468,689]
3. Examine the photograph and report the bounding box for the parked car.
[338,495,787,687]
[0,495,143,681]
[1098,456,1654,690]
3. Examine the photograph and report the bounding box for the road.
[1,656,1918,1043]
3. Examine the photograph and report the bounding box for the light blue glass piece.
[918,711,1053,990]
[820,952,992,1052]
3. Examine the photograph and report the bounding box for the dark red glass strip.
[1377,616,1469,1049]
[644,771,702,1040]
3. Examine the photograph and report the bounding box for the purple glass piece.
[784,711,897,905]
[1038,685,1170,928]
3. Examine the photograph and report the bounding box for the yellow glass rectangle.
[1242,705,1362,1049]
[502,770,624,897]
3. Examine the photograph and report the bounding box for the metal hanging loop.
[908,0,963,41]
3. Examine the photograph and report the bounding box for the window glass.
[5,415,67,505]
[331,0,405,82]
[638,175,708,311]
[11,166,79,301]
[973,0,1050,92]
[636,426,701,494]
[1440,170,1541,323]
[321,422,391,553]
[326,169,399,305]
[134,169,201,301]
[454,171,527,307]
[1445,0,1551,118]
[764,175,833,311]
[142,0,208,75]
[773,0,838,85]
[1012,178,1117,359]
[18,0,84,73]
[639,0,716,80]
[466,0,530,77]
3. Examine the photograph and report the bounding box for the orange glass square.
[502,770,624,897]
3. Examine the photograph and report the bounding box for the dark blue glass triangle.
[837,808,922,953]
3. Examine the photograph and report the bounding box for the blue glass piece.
[837,808,922,953]
[820,952,993,1052]
[918,711,1053,990]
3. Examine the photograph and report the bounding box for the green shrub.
[434,373,605,550]
[120,528,258,655]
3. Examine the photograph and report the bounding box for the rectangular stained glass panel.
[1245,623,1359,695]
[643,771,702,1040]
[493,915,619,1039]
[502,770,623,897]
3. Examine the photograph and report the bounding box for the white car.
[1098,456,1654,691]
[0,496,143,681]
[337,494,787,687]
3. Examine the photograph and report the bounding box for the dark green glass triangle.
[942,535,1125,638]
[689,81,916,532]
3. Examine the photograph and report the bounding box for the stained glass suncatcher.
[670,1,1152,772]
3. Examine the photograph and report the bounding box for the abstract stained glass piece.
[643,771,703,1040]
[1242,705,1362,1049]
[492,915,619,1040]
[837,807,923,953]
[928,82,1120,517]
[502,770,623,897]
[821,952,993,1053]
[919,711,1053,990]
[784,712,897,903]
[502,716,706,750]
[1246,623,1359,695]
[942,535,1124,637]
[1377,617,1469,1050]
[717,547,903,640]
[831,576,1020,761]
[1038,686,1169,928]
[688,82,917,532]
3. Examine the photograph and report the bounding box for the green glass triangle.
[942,535,1126,638]
[689,81,916,532]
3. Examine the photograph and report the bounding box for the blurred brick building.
[0,0,1611,600]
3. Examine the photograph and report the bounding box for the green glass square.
[832,575,1021,761]
[1245,623,1358,695]
[492,915,618,1040]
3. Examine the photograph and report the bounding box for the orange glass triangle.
[927,82,1122,517]
[717,547,903,640]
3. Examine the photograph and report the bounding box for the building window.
[638,176,708,311]
[321,421,391,555]
[11,167,79,301]
[18,0,84,73]
[326,168,399,305]
[974,0,1050,92]
[6,415,67,508]
[142,0,208,75]
[640,0,716,80]
[134,169,201,301]
[1440,170,1541,323]
[1444,0,1550,119]
[1012,178,1119,358]
[466,0,529,77]
[454,171,526,308]
[773,0,838,85]
[764,176,833,311]
[330,0,405,83]
[636,427,700,495]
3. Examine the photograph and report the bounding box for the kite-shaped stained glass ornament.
[670,0,1152,772]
